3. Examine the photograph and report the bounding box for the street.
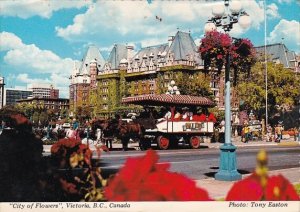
[97,145,300,180]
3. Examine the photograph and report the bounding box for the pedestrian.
[266,125,272,142]
[293,127,298,142]
[219,120,225,143]
[66,126,74,139]
[242,122,250,143]
[274,124,281,143]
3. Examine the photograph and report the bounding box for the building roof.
[106,44,128,70]
[122,94,215,107]
[255,43,297,68]
[134,43,169,63]
[80,45,106,73]
[168,31,199,61]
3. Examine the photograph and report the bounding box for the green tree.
[39,111,48,127]
[32,111,39,126]
[238,62,300,121]
[176,72,213,97]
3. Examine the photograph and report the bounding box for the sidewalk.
[195,167,300,199]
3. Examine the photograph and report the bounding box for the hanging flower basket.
[199,31,256,85]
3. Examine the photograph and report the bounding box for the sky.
[0,0,299,98]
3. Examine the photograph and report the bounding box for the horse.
[91,118,144,151]
[90,119,116,149]
[117,121,144,151]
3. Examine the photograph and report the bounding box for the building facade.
[94,31,229,118]
[69,31,242,118]
[17,97,69,111]
[28,83,59,99]
[69,45,106,116]
[71,31,288,118]
[4,88,33,106]
[0,77,4,109]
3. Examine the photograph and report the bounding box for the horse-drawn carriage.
[122,94,216,150]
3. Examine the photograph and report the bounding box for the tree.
[176,72,213,97]
[39,111,48,127]
[238,62,300,123]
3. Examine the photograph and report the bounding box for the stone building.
[69,45,105,116]
[95,31,226,118]
[28,83,59,99]
[70,31,244,118]
[255,43,299,72]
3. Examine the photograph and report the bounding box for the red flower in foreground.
[226,174,299,201]
[265,175,299,201]
[105,150,212,201]
[10,114,29,125]
[226,174,263,201]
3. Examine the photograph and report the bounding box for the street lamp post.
[205,0,251,181]
[166,80,180,95]
[166,80,180,131]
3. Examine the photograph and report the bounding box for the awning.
[122,94,215,107]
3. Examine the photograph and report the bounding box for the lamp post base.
[215,143,242,181]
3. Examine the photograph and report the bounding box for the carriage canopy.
[121,94,215,107]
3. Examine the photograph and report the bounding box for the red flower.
[51,138,92,168]
[265,175,299,201]
[207,113,217,122]
[226,174,264,201]
[105,150,212,201]
[10,114,29,125]
[226,174,299,201]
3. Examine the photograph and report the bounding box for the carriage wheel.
[139,139,151,151]
[157,136,170,150]
[189,136,201,149]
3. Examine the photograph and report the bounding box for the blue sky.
[0,0,299,98]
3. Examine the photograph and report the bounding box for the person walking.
[266,125,273,142]
[242,123,250,143]
[274,124,281,143]
[66,126,74,139]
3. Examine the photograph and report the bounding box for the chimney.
[126,45,134,62]
[168,36,174,47]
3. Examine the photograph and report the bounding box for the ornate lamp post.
[166,80,180,125]
[204,0,251,181]
[166,80,180,95]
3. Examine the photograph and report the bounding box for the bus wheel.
[157,136,170,150]
[189,136,201,149]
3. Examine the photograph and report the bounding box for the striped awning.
[122,94,215,107]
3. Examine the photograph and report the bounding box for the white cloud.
[277,0,292,4]
[16,73,51,84]
[267,3,281,19]
[0,32,77,98]
[268,19,300,52]
[0,0,91,19]
[56,1,264,46]
[0,32,24,51]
